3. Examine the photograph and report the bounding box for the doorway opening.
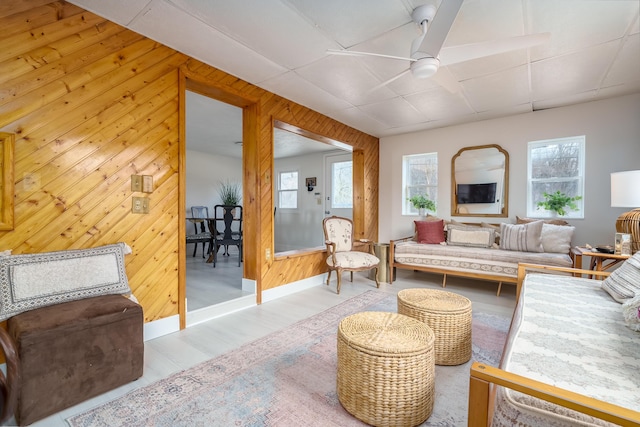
[184,90,254,325]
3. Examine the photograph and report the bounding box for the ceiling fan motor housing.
[410,57,440,78]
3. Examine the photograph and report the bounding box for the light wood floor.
[186,244,248,311]
[28,268,517,427]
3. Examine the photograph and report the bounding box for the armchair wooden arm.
[469,362,640,427]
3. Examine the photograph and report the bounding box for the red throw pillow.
[415,220,445,244]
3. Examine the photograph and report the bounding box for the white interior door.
[324,153,353,219]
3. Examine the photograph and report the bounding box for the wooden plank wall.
[0,0,379,323]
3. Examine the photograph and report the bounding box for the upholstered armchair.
[323,216,380,294]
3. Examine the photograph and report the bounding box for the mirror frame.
[451,144,509,218]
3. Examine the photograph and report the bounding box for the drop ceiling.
[69,0,640,139]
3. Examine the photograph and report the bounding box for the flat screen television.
[456,183,497,204]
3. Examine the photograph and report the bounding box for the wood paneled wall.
[0,0,379,324]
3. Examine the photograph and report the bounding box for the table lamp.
[611,170,640,253]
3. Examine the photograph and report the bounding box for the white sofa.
[468,262,640,427]
[389,219,574,295]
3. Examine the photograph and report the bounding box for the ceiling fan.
[327,0,550,93]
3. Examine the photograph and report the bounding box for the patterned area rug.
[67,290,510,427]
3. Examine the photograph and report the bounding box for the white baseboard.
[186,295,256,327]
[261,273,326,303]
[143,314,180,341]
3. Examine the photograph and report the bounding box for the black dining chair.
[186,206,212,258]
[212,205,243,267]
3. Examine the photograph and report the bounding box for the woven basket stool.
[337,311,435,427]
[397,288,472,366]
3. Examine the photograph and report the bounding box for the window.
[527,136,585,218]
[402,152,438,215]
[278,170,298,209]
[331,160,352,209]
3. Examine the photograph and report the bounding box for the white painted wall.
[379,93,640,249]
[274,151,342,252]
[185,149,242,218]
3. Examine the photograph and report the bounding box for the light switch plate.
[131,175,142,192]
[132,197,149,214]
[142,175,153,193]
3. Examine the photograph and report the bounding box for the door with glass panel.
[325,153,353,219]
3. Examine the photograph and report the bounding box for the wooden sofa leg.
[496,282,502,296]
[442,274,447,288]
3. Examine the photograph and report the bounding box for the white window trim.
[402,152,438,216]
[277,169,299,210]
[526,136,585,219]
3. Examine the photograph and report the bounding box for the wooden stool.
[397,289,472,366]
[337,311,435,427]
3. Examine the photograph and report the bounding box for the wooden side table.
[572,247,630,277]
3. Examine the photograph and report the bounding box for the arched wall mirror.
[451,144,509,217]
[273,121,352,255]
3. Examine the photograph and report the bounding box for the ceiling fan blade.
[431,66,462,94]
[439,33,551,66]
[370,69,411,92]
[415,0,463,57]
[326,49,415,62]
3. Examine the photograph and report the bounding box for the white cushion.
[540,223,575,253]
[602,251,640,303]
[446,224,495,248]
[324,218,353,252]
[0,243,132,321]
[500,221,544,253]
[326,252,379,269]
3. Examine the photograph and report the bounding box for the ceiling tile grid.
[68,0,640,138]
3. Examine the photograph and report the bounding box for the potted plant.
[218,180,242,207]
[408,195,436,216]
[536,191,582,216]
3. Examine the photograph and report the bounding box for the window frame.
[402,152,438,216]
[277,169,299,209]
[330,159,353,209]
[526,136,585,219]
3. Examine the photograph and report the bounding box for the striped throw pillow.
[601,251,640,303]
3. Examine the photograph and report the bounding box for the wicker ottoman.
[397,289,472,366]
[337,311,435,427]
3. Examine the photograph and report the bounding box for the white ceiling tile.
[259,71,353,113]
[359,97,425,128]
[284,0,411,48]
[531,41,619,101]
[528,0,639,60]
[169,0,335,70]
[446,0,526,45]
[405,87,475,121]
[331,107,391,136]
[533,90,598,110]
[597,82,640,99]
[68,0,640,139]
[68,0,149,26]
[603,33,640,87]
[296,55,396,106]
[130,1,287,84]
[463,65,532,112]
[476,103,532,120]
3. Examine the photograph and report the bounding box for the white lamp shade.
[611,170,640,207]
